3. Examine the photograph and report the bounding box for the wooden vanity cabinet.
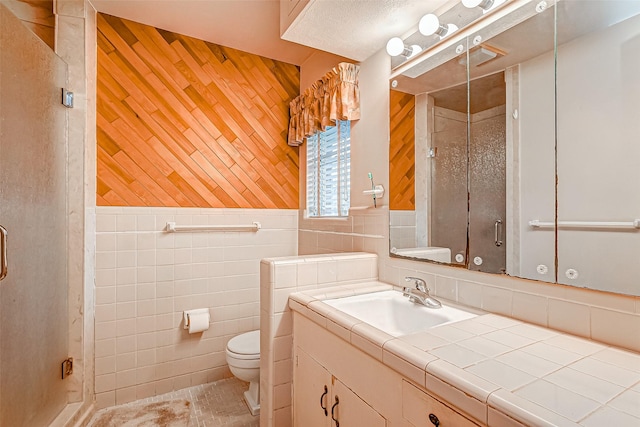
[292,312,487,427]
[294,346,386,427]
[403,380,480,427]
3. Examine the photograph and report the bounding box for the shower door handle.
[494,220,503,247]
[0,225,7,281]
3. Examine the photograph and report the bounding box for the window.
[306,121,351,217]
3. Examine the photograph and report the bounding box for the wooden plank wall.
[4,0,55,48]
[97,13,300,208]
[389,90,415,210]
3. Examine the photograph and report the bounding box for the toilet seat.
[226,330,260,367]
[226,330,260,357]
[226,350,260,360]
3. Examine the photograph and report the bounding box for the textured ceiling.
[90,0,451,65]
[282,0,451,61]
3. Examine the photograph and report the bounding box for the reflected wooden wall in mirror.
[388,0,640,296]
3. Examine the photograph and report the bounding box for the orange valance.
[287,62,360,146]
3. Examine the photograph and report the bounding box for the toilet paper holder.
[183,308,210,331]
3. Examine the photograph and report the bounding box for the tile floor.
[88,378,259,427]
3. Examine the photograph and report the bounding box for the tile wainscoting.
[94,207,297,408]
[259,253,380,427]
[299,207,640,353]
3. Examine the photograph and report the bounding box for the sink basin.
[323,290,477,337]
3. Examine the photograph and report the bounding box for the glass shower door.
[428,42,470,267]
[0,4,69,426]
[468,72,507,274]
[429,102,469,266]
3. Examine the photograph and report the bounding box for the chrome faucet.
[402,276,442,309]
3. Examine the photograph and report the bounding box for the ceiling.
[90,0,451,66]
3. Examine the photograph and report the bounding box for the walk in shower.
[1,5,70,426]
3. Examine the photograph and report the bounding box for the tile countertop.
[288,281,640,427]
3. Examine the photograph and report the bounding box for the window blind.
[306,121,350,217]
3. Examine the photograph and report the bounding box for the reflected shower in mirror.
[389,0,557,275]
[389,0,640,295]
[389,45,469,266]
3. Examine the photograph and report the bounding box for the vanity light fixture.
[386,37,422,58]
[462,0,507,13]
[418,14,458,38]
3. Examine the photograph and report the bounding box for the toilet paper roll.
[184,308,210,334]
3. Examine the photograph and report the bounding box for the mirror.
[390,41,471,266]
[555,1,640,294]
[389,0,640,295]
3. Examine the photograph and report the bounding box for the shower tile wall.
[94,206,297,408]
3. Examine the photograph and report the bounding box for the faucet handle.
[404,276,428,292]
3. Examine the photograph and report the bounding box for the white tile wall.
[389,210,417,250]
[94,207,297,408]
[259,253,379,427]
[299,206,640,353]
[298,208,387,256]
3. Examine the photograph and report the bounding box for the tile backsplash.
[299,207,640,353]
[94,207,297,408]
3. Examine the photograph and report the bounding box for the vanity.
[272,0,640,425]
[289,283,640,427]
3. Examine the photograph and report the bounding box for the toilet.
[226,330,260,415]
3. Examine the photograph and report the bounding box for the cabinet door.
[402,381,480,427]
[332,379,386,427]
[294,347,332,427]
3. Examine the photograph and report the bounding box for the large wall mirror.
[389,0,640,296]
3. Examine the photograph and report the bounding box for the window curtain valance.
[287,62,360,147]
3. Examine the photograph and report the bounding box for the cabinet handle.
[320,385,328,416]
[331,395,340,427]
[429,413,440,426]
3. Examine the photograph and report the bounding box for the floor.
[88,378,259,427]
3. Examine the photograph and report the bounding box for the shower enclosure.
[428,72,507,274]
[429,100,468,265]
[0,4,70,426]
[468,99,507,274]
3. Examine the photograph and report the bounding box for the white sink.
[323,290,477,337]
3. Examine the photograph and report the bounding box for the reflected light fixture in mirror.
[386,37,422,58]
[419,14,458,38]
[462,0,507,13]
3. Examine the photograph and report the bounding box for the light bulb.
[386,37,406,56]
[408,45,422,58]
[419,14,439,35]
[386,37,418,58]
[419,14,450,37]
[462,0,506,12]
[461,0,493,9]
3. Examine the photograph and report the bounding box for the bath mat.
[90,399,191,427]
